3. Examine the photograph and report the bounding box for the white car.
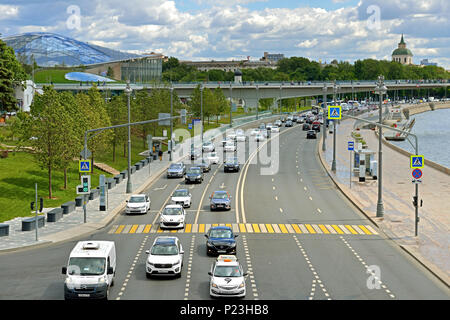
[146,236,184,278]
[254,134,265,142]
[266,123,273,131]
[202,142,215,152]
[209,255,247,298]
[250,128,260,136]
[270,126,280,133]
[159,204,186,229]
[235,134,246,142]
[206,152,220,164]
[224,141,236,152]
[235,129,244,135]
[171,189,192,208]
[227,132,237,141]
[125,194,150,214]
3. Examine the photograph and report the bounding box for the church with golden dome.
[392,34,413,65]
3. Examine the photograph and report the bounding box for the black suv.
[224,157,240,172]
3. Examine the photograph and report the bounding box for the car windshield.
[129,196,145,203]
[209,153,217,157]
[210,229,233,238]
[226,158,237,164]
[188,168,201,174]
[214,265,242,277]
[151,244,178,255]
[173,190,188,197]
[169,164,182,169]
[163,207,183,215]
[68,257,106,276]
[213,193,229,199]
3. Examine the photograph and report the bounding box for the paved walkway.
[319,111,450,285]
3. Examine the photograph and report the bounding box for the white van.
[62,241,116,300]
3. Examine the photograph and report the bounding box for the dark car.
[307,130,317,139]
[167,163,186,178]
[285,120,293,127]
[209,191,232,211]
[302,123,311,131]
[185,167,203,184]
[205,226,238,256]
[224,157,240,172]
[194,158,211,173]
[312,122,321,132]
[190,148,201,160]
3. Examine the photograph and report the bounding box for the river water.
[391,108,450,169]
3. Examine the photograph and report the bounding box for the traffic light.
[39,197,44,213]
[82,176,90,193]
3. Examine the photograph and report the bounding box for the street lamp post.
[200,85,204,145]
[229,84,233,127]
[256,85,259,120]
[331,81,337,172]
[375,75,387,217]
[170,85,173,161]
[322,82,327,152]
[279,85,282,115]
[125,80,133,193]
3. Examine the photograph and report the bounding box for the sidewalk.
[319,115,450,285]
[0,112,282,253]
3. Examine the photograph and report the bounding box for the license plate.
[158,270,169,273]
[78,294,90,297]
[218,250,226,253]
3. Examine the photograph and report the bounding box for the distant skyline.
[1,0,449,69]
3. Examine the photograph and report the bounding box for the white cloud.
[0,5,19,20]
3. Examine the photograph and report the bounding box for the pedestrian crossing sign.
[328,106,341,120]
[79,160,91,173]
[410,155,424,169]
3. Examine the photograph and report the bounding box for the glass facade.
[3,32,141,67]
[121,58,162,83]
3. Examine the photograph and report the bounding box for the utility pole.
[170,85,173,161]
[256,85,259,120]
[229,84,233,127]
[200,85,204,145]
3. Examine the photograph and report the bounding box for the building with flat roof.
[260,52,285,63]
[420,59,438,67]
[181,59,276,72]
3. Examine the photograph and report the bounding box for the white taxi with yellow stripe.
[208,255,247,298]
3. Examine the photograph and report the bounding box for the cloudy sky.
[1,0,449,68]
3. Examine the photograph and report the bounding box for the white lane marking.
[317,208,322,213]
[279,208,284,213]
[275,196,278,201]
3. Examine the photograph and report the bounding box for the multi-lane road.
[0,119,448,300]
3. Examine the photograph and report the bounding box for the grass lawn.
[0,152,113,222]
[33,69,79,84]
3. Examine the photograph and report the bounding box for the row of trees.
[162,57,450,83]
[8,83,232,199]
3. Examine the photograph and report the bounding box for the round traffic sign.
[412,169,422,179]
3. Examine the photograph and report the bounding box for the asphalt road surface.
[0,119,448,300]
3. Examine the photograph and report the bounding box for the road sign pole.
[35,183,38,241]
[83,194,87,223]
[349,150,352,189]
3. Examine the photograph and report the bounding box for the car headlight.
[173,259,181,265]
[65,277,75,289]
[211,283,218,288]
[147,261,154,267]
[239,281,245,288]
[229,242,236,247]
[207,242,213,247]
[98,276,107,284]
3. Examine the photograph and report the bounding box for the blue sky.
[1,0,449,69]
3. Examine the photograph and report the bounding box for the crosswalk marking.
[292,224,302,233]
[109,223,380,236]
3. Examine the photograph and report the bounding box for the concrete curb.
[316,124,450,288]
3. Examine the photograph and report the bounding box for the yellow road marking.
[279,224,288,234]
[319,224,330,234]
[252,224,260,233]
[239,224,246,233]
[226,224,232,229]
[129,225,139,234]
[292,224,302,233]
[157,228,163,233]
[185,224,192,233]
[199,224,205,233]
[212,224,218,227]
[115,225,125,234]
[143,224,152,233]
[345,225,358,235]
[305,224,316,234]
[266,224,274,233]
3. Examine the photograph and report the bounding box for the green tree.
[29,86,71,199]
